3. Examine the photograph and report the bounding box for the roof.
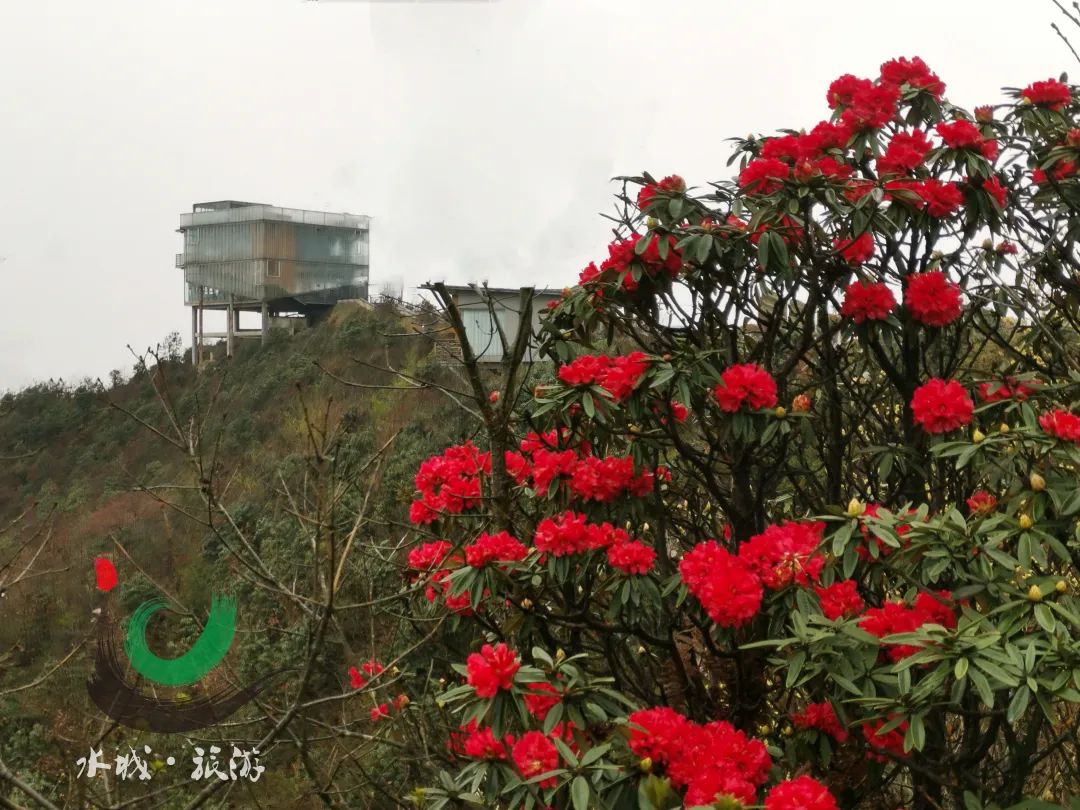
[420,283,561,297]
[179,204,370,230]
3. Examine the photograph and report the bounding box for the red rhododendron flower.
[713,364,778,412]
[834,232,874,265]
[627,707,692,764]
[523,682,562,722]
[863,718,909,762]
[841,82,901,131]
[739,157,790,194]
[462,724,508,760]
[580,234,683,292]
[877,129,933,176]
[602,352,650,401]
[607,540,657,576]
[936,119,996,158]
[739,521,826,589]
[464,531,528,568]
[348,666,367,690]
[637,174,686,210]
[679,541,763,627]
[905,271,963,326]
[792,701,849,743]
[859,601,932,661]
[1033,159,1078,184]
[764,776,840,810]
[466,643,520,698]
[860,591,957,662]
[670,401,689,422]
[1040,409,1080,443]
[880,56,945,98]
[94,557,119,592]
[1022,78,1071,110]
[967,490,998,515]
[630,710,770,807]
[815,580,865,620]
[407,541,454,572]
[370,704,389,722]
[511,731,559,788]
[978,377,1036,402]
[361,660,384,677]
[828,74,871,108]
[409,443,491,524]
[841,281,896,323]
[914,179,965,217]
[912,378,974,433]
[982,175,1008,209]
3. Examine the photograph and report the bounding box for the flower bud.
[555,648,566,663]
[637,645,646,655]
[774,406,787,419]
[792,394,812,413]
[782,725,794,737]
[520,598,533,610]
[981,238,994,251]
[1028,584,1043,602]
[638,757,653,773]
[1056,580,1068,593]
[973,428,986,443]
[488,390,500,403]
[975,105,994,123]
[999,423,1010,434]
[1019,514,1033,530]
[646,217,659,229]
[846,498,865,518]
[1029,472,1046,491]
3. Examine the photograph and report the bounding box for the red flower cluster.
[508,441,655,503]
[464,531,528,568]
[407,540,454,572]
[937,119,998,160]
[579,234,683,292]
[409,442,491,525]
[466,643,520,698]
[557,352,650,401]
[791,701,849,743]
[914,178,965,217]
[905,271,962,326]
[834,232,875,265]
[739,521,826,589]
[607,540,657,576]
[863,718,909,762]
[877,129,932,176]
[1033,159,1078,185]
[458,721,508,760]
[713,364,778,412]
[827,74,901,131]
[814,579,865,620]
[627,707,771,806]
[981,175,1008,209]
[512,731,560,787]
[348,659,385,690]
[1022,78,1071,110]
[911,378,974,433]
[523,682,562,722]
[859,591,958,661]
[840,281,896,323]
[739,157,790,194]
[879,56,945,98]
[637,174,686,210]
[967,490,998,515]
[764,776,840,810]
[533,511,628,556]
[1040,409,1080,443]
[978,377,1037,402]
[679,541,763,627]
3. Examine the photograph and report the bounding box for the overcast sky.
[0,0,1070,390]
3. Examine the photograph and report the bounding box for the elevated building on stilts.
[177,201,370,363]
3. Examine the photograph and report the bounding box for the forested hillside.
[0,302,476,807]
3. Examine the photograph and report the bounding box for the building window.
[266,260,280,278]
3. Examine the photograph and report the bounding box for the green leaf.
[969,667,995,707]
[954,658,969,680]
[1035,604,1056,633]
[571,775,589,810]
[1007,685,1031,723]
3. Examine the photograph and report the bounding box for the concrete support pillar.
[190,305,198,365]
[197,301,204,364]
[261,301,269,345]
[226,298,235,358]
